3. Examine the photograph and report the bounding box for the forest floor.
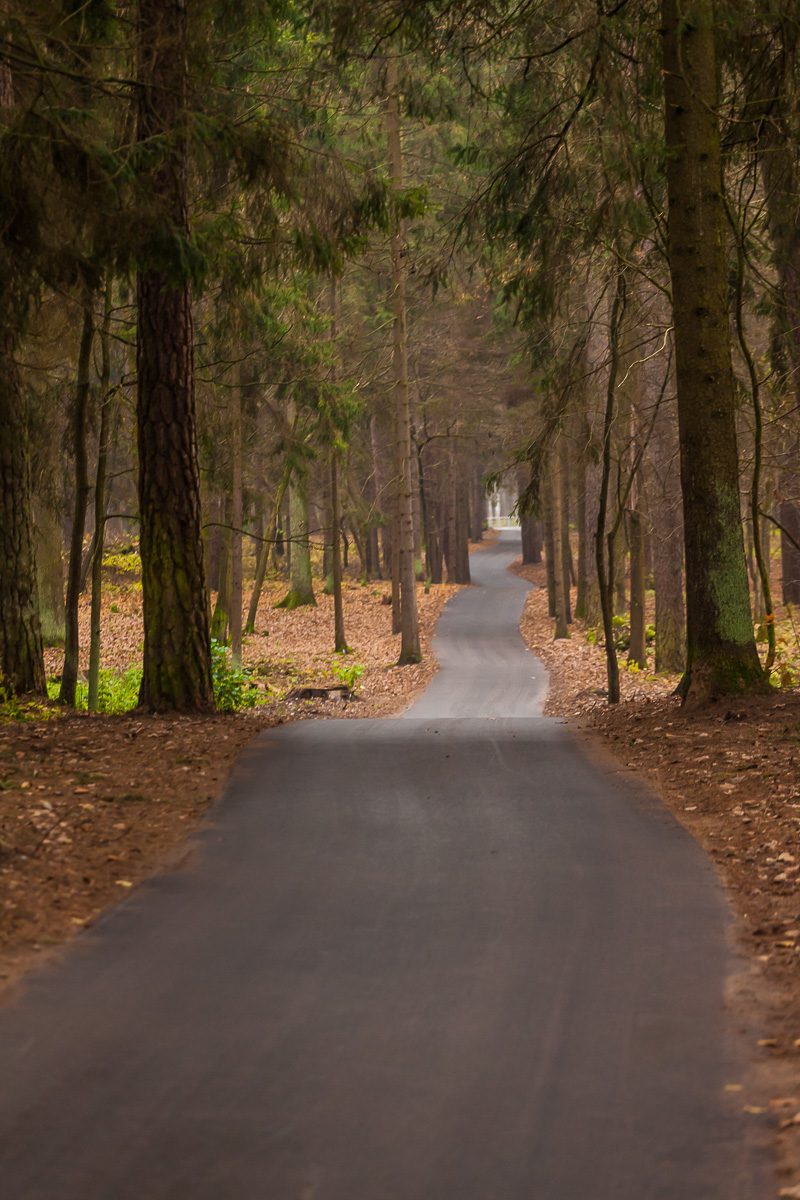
[515,559,800,1193]
[0,554,471,995]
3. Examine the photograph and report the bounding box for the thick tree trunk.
[60,299,94,706]
[386,53,421,663]
[650,375,686,673]
[0,25,44,695]
[137,0,213,712]
[756,56,800,611]
[444,443,471,585]
[0,341,45,695]
[661,0,764,701]
[520,514,542,565]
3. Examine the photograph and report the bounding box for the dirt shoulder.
[0,573,462,995]
[515,558,800,1193]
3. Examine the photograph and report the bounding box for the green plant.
[0,682,57,722]
[211,639,259,711]
[331,656,364,693]
[47,667,143,714]
[103,548,142,575]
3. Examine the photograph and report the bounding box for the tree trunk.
[230,369,243,664]
[34,502,65,648]
[211,497,232,642]
[649,355,686,673]
[386,53,421,663]
[278,470,316,609]
[543,488,557,619]
[781,497,800,604]
[331,450,347,652]
[573,422,589,619]
[628,508,647,668]
[60,298,94,706]
[558,435,572,625]
[661,0,764,701]
[137,0,213,712]
[549,453,569,639]
[520,513,542,564]
[88,288,115,712]
[245,465,290,634]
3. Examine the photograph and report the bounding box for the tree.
[661,0,765,701]
[385,52,421,664]
[136,0,214,712]
[0,28,44,696]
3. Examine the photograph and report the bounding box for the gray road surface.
[0,532,769,1198]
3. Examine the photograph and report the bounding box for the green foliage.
[47,668,142,715]
[103,548,142,575]
[0,683,56,723]
[331,655,363,692]
[210,639,260,711]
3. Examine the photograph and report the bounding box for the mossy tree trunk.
[136,0,213,713]
[661,0,764,701]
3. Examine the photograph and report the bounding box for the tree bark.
[549,453,569,639]
[34,502,64,648]
[245,464,290,634]
[661,0,764,701]
[60,297,95,706]
[628,508,647,668]
[557,435,572,625]
[0,339,45,695]
[88,288,115,712]
[136,0,213,712]
[230,369,243,663]
[520,514,542,564]
[386,53,421,663]
[277,469,316,609]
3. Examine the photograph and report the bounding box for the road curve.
[0,532,768,1198]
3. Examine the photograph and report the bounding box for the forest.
[0,0,797,716]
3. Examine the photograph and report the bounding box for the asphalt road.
[1,532,768,1198]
